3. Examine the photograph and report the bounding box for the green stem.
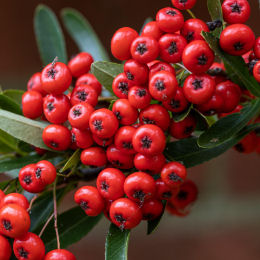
[98,96,116,102]
[186,9,196,19]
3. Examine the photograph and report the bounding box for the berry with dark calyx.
[248,59,259,74]
[112,73,132,99]
[92,134,114,148]
[27,72,47,95]
[155,178,180,200]
[141,199,163,220]
[81,147,107,167]
[2,193,29,210]
[171,0,197,10]
[128,86,152,109]
[0,235,12,260]
[114,126,136,154]
[71,128,94,149]
[44,249,76,260]
[22,90,43,119]
[35,160,57,186]
[149,61,175,79]
[75,73,102,96]
[141,21,163,40]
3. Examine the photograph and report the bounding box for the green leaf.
[91,61,123,95]
[34,4,67,65]
[41,207,102,251]
[165,123,260,168]
[61,8,109,61]
[0,109,51,150]
[59,149,80,173]
[198,99,260,148]
[0,94,22,115]
[172,104,192,122]
[0,129,19,154]
[202,31,260,97]
[207,0,223,37]
[2,90,24,106]
[105,224,130,260]
[147,201,166,235]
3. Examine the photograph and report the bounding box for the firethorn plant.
[0,0,259,259]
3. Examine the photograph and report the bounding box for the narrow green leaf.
[91,61,123,95]
[198,99,260,148]
[105,224,130,260]
[0,129,19,154]
[61,8,109,61]
[0,94,22,115]
[202,31,260,97]
[41,207,102,251]
[59,149,80,173]
[165,123,260,168]
[34,4,67,65]
[0,109,51,150]
[172,104,192,122]
[2,90,24,106]
[207,0,223,37]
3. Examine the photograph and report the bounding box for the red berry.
[112,73,132,99]
[171,0,197,10]
[110,198,142,229]
[81,147,107,167]
[92,134,114,148]
[71,128,93,149]
[0,190,5,208]
[22,90,43,119]
[68,52,93,78]
[234,132,257,154]
[35,160,57,185]
[27,72,47,96]
[75,73,102,95]
[2,193,29,210]
[41,62,72,94]
[149,61,175,79]
[96,168,126,200]
[0,204,30,238]
[74,186,104,216]
[253,60,260,83]
[0,235,12,260]
[219,24,255,56]
[44,249,76,260]
[43,94,70,124]
[155,178,180,200]
[13,232,45,260]
[141,21,163,40]
[114,126,136,154]
[254,37,260,59]
[141,199,163,220]
[128,86,152,109]
[132,124,166,156]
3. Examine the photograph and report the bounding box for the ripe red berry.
[43,94,70,124]
[41,62,72,94]
[110,198,142,229]
[234,132,257,154]
[81,147,107,167]
[181,18,209,43]
[13,232,45,260]
[92,134,114,148]
[149,71,178,101]
[27,72,47,96]
[35,160,57,186]
[96,168,126,200]
[0,204,30,238]
[182,40,214,74]
[155,178,180,200]
[159,33,187,63]
[171,0,197,10]
[222,0,250,24]
[114,126,136,154]
[89,108,119,138]
[128,86,152,109]
[74,186,104,216]
[112,99,138,126]
[141,199,163,220]
[253,60,260,83]
[111,27,139,60]
[183,74,215,105]
[112,73,132,99]
[71,128,93,149]
[156,7,184,33]
[130,36,159,64]
[219,24,255,56]
[44,249,76,260]
[141,21,163,40]
[0,190,5,208]
[254,37,260,59]
[22,90,43,119]
[68,52,94,78]
[132,124,166,156]
[68,103,94,129]
[0,235,12,260]
[169,114,196,139]
[2,193,29,210]
[42,124,71,151]
[149,61,175,79]
[75,73,102,96]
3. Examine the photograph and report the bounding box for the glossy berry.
[68,103,94,129]
[71,128,93,149]
[253,60,260,83]
[169,114,196,139]
[92,134,114,148]
[149,71,178,101]
[0,190,5,208]
[183,74,215,105]
[110,198,142,229]
[27,72,47,95]
[141,199,163,220]
[254,37,260,59]
[111,27,139,60]
[42,124,71,151]
[128,86,152,109]
[96,168,126,200]
[22,90,43,119]
[106,145,134,169]
[70,84,98,107]
[134,153,166,175]
[81,147,107,167]
[141,21,163,40]
[41,62,72,95]
[43,94,70,124]
[35,160,57,186]
[75,73,102,96]
[114,126,136,154]
[112,73,132,99]
[159,33,187,63]
[182,40,214,74]
[13,232,45,260]
[112,99,138,126]
[149,61,175,79]
[44,249,76,260]
[161,162,187,189]
[2,193,29,210]
[139,104,170,131]
[171,0,197,10]
[219,24,255,56]
[0,204,30,238]
[130,36,159,64]
[181,18,209,43]
[124,59,149,85]
[0,235,12,260]
[74,186,104,216]
[234,132,257,154]
[89,108,119,138]
[155,178,180,200]
[156,7,184,33]
[222,0,250,24]
[68,52,93,78]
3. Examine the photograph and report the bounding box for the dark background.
[0,0,260,259]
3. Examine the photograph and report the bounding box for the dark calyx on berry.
[114,111,122,120]
[118,82,129,95]
[142,117,155,124]
[35,168,42,179]
[126,72,134,81]
[192,79,203,90]
[233,42,244,51]
[23,175,32,185]
[231,2,242,13]
[197,54,208,65]
[47,102,54,112]
[163,191,172,199]
[186,31,194,42]
[155,80,165,91]
[177,190,188,200]
[169,172,183,182]
[101,181,109,191]
[133,189,146,201]
[80,200,89,210]
[141,136,152,149]
[115,214,126,230]
[179,0,188,4]
[170,99,180,109]
[122,142,133,149]
[2,219,12,231]
[50,141,59,148]
[71,133,76,143]
[136,43,147,55]
[73,108,82,117]
[112,160,122,167]
[47,68,57,79]
[77,91,88,101]
[166,10,177,16]
[93,120,103,131]
[18,248,29,259]
[137,89,147,97]
[168,42,178,55]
